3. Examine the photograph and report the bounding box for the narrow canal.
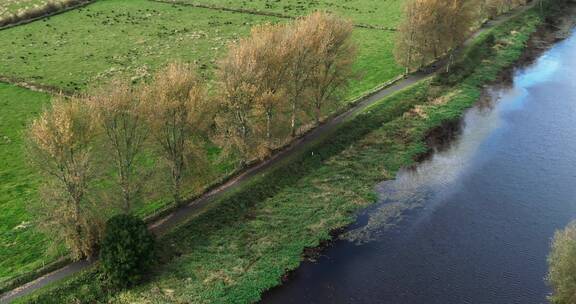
[262,29,576,304]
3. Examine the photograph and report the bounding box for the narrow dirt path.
[0,3,534,303]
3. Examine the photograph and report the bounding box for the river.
[261,29,576,304]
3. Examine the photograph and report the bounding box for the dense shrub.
[547,221,576,304]
[100,214,156,288]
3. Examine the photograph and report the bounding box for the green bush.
[100,214,156,288]
[548,221,576,304]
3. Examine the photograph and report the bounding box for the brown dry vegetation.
[27,96,103,259]
[142,63,212,206]
[216,12,356,162]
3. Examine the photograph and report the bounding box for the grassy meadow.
[0,0,403,287]
[169,0,405,27]
[0,0,403,92]
[0,84,57,284]
[15,7,546,303]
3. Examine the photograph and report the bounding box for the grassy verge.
[13,5,547,304]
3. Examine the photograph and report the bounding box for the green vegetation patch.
[0,0,276,90]
[0,0,402,93]
[16,7,545,304]
[0,83,60,285]
[168,0,404,27]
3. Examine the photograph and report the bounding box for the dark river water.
[261,30,576,304]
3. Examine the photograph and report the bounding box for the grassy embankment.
[0,0,404,287]
[15,6,546,304]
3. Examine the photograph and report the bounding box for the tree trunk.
[315,103,321,126]
[266,111,272,148]
[290,100,297,138]
[446,51,454,74]
[172,164,183,206]
[121,179,131,213]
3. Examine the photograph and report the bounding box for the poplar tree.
[90,81,149,213]
[143,63,210,206]
[306,12,356,125]
[27,96,102,259]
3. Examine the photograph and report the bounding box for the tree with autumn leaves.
[27,12,356,258]
[27,96,103,259]
[394,0,501,73]
[217,12,356,162]
[396,0,475,72]
[143,63,211,206]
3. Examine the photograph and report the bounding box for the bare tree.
[285,16,318,137]
[394,0,475,72]
[216,37,262,164]
[481,0,528,18]
[442,0,476,72]
[90,81,149,213]
[306,12,356,125]
[394,0,420,73]
[394,0,436,71]
[27,96,102,259]
[250,23,290,151]
[216,12,358,161]
[143,63,210,205]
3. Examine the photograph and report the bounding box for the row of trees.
[216,12,356,161]
[28,63,210,258]
[27,12,356,259]
[480,0,530,18]
[394,0,529,73]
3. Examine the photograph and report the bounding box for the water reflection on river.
[262,30,576,304]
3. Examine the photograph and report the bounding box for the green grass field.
[0,83,59,285]
[170,0,404,27]
[0,0,403,92]
[0,0,404,287]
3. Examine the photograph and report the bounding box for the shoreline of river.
[262,2,576,298]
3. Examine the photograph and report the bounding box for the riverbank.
[10,3,569,304]
[264,7,576,302]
